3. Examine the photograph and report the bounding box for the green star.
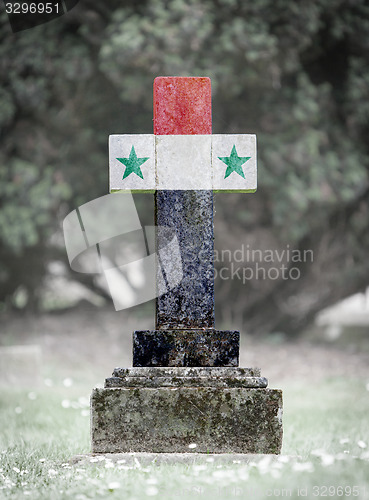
[117,146,149,180]
[218,145,251,179]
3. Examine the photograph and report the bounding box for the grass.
[1,377,369,499]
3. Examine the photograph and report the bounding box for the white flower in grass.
[272,461,283,470]
[358,440,367,449]
[48,469,58,477]
[13,467,20,474]
[61,400,70,409]
[292,462,314,472]
[116,459,126,464]
[15,407,22,414]
[212,469,234,479]
[206,457,214,463]
[39,459,46,463]
[108,482,121,491]
[366,382,369,391]
[256,455,272,474]
[238,468,249,481]
[321,454,335,467]
[81,410,89,417]
[146,486,159,496]
[4,477,15,487]
[188,443,197,449]
[24,491,31,496]
[117,465,130,470]
[212,469,223,479]
[193,464,207,472]
[271,468,281,479]
[89,458,99,463]
[339,438,349,445]
[311,449,325,457]
[104,462,114,469]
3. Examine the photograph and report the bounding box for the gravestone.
[91,77,283,454]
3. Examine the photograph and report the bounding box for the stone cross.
[109,76,257,367]
[91,76,283,454]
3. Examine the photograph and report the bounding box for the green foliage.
[0,0,368,322]
[0,160,71,253]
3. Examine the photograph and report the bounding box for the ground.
[1,304,369,499]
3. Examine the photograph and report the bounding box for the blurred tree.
[0,0,368,333]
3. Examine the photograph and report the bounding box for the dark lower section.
[155,190,215,329]
[91,386,283,454]
[133,329,239,367]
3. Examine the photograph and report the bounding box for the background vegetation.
[1,0,369,335]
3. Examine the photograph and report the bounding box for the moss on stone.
[91,386,282,454]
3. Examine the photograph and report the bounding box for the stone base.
[91,367,283,454]
[133,330,239,366]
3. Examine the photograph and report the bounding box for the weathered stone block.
[112,367,261,377]
[105,366,267,388]
[133,330,239,367]
[91,385,283,454]
[105,376,268,388]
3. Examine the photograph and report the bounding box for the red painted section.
[153,77,212,135]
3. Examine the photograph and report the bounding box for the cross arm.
[109,133,257,193]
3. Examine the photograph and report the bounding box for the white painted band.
[109,134,257,192]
